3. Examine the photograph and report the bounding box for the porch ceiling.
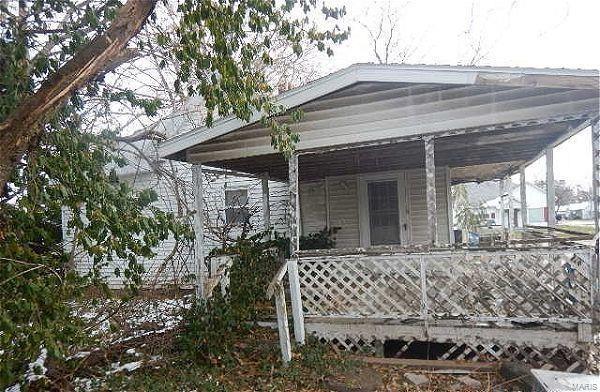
[199,118,589,183]
[158,64,599,182]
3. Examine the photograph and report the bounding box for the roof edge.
[159,63,600,161]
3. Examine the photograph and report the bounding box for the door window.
[367,180,400,245]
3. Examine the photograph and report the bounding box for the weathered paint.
[424,137,438,246]
[546,148,556,227]
[192,164,206,298]
[520,167,528,227]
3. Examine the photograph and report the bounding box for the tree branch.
[0,0,158,195]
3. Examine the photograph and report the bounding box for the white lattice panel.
[298,254,423,318]
[297,248,593,323]
[425,250,592,320]
[310,329,590,372]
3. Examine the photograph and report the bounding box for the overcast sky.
[312,0,599,187]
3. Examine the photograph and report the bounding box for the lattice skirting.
[307,322,594,373]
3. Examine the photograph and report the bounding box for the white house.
[481,181,548,227]
[558,200,594,220]
[157,63,599,371]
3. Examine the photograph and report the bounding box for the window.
[225,189,250,225]
[367,180,400,245]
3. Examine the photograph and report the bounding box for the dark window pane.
[368,181,400,245]
[225,189,249,225]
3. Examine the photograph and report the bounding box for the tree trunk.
[0,0,158,194]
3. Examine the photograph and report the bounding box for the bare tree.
[357,1,417,64]
[72,3,324,288]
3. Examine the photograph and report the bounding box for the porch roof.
[159,63,599,182]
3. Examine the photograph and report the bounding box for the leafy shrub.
[0,128,191,388]
[177,294,248,365]
[179,229,283,363]
[299,227,340,250]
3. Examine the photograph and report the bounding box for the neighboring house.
[61,100,288,288]
[558,200,594,220]
[477,181,548,227]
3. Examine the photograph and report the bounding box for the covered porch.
[159,64,600,371]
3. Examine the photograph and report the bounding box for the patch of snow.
[73,295,192,342]
[5,384,20,392]
[67,351,91,360]
[25,348,47,382]
[125,348,136,355]
[106,361,143,374]
[73,378,94,392]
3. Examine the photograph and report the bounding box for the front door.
[367,180,401,245]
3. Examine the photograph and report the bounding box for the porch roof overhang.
[158,63,599,183]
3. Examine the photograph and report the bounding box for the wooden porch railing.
[296,246,595,328]
[266,261,292,363]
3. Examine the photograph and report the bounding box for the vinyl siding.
[405,168,450,244]
[298,168,450,248]
[327,177,361,248]
[299,181,327,235]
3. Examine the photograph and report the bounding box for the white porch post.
[499,179,506,228]
[424,137,438,246]
[507,176,514,230]
[546,147,556,227]
[261,173,271,231]
[192,164,206,299]
[287,152,305,344]
[520,167,528,228]
[592,121,600,234]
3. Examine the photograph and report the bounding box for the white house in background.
[61,99,288,288]
[558,200,594,220]
[481,181,548,227]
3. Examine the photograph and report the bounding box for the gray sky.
[315,0,599,187]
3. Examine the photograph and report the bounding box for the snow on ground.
[72,294,193,343]
[106,360,143,374]
[5,294,194,392]
[25,347,47,382]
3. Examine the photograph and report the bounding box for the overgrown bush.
[178,229,284,364]
[0,128,191,388]
[299,227,339,250]
[177,293,248,365]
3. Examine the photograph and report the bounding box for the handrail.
[266,260,292,364]
[266,261,288,299]
[204,255,234,299]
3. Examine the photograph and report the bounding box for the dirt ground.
[14,293,528,391]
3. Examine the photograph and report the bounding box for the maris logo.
[553,379,599,391]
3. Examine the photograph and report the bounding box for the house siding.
[327,177,361,248]
[299,168,451,248]
[62,164,288,288]
[406,168,450,244]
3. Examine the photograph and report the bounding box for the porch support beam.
[592,121,600,234]
[288,153,300,253]
[499,179,506,228]
[261,173,271,230]
[546,147,556,227]
[507,176,514,230]
[191,164,206,299]
[520,167,528,227]
[424,136,438,246]
[287,152,305,344]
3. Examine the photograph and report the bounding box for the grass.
[555,223,595,235]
